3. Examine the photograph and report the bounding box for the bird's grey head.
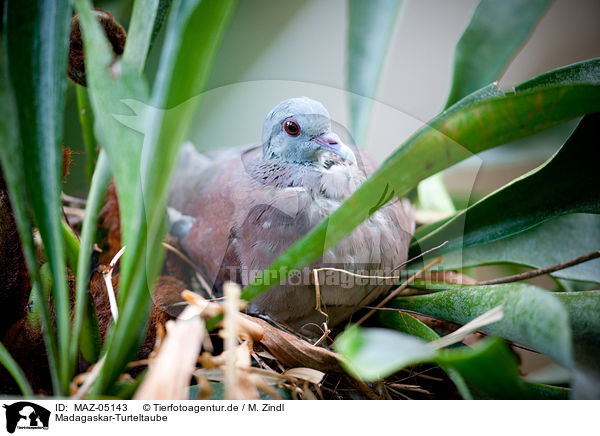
[261,97,356,165]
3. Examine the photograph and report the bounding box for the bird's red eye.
[283,119,301,137]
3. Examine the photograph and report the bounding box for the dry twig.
[354,257,443,326]
[476,249,600,285]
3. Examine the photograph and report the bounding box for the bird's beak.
[312,132,357,164]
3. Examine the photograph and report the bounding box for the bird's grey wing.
[171,145,263,282]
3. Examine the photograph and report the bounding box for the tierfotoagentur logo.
[2,402,50,433]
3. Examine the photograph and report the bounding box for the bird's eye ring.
[283,119,301,137]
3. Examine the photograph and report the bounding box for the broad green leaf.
[445,0,552,108]
[412,114,600,259]
[378,311,472,399]
[430,214,600,284]
[436,337,530,399]
[335,327,435,381]
[335,326,568,399]
[389,283,573,368]
[91,0,237,395]
[436,337,568,399]
[555,291,600,348]
[4,0,72,394]
[557,291,600,398]
[242,59,600,303]
[347,0,403,146]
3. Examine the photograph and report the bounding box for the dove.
[168,97,414,335]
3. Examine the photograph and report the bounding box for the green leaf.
[347,0,403,146]
[412,114,600,259]
[242,59,600,304]
[75,85,99,183]
[149,0,174,51]
[79,295,102,364]
[417,173,455,213]
[335,326,568,399]
[4,0,72,395]
[1,17,61,396]
[436,337,568,399]
[556,291,600,398]
[389,283,573,368]
[90,0,236,395]
[123,0,173,72]
[431,214,600,284]
[445,0,552,108]
[0,342,33,397]
[335,327,435,381]
[70,152,111,365]
[378,311,472,398]
[436,337,528,399]
[336,324,569,399]
[73,0,150,251]
[378,311,440,341]
[61,221,80,274]
[555,291,600,348]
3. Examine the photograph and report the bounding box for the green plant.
[1,0,236,396]
[0,0,598,400]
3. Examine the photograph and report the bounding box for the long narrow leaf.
[123,0,173,72]
[75,85,99,183]
[0,37,61,395]
[5,0,72,394]
[347,0,403,146]
[70,152,111,365]
[73,0,149,250]
[91,0,236,395]
[445,0,552,108]
[0,342,33,396]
